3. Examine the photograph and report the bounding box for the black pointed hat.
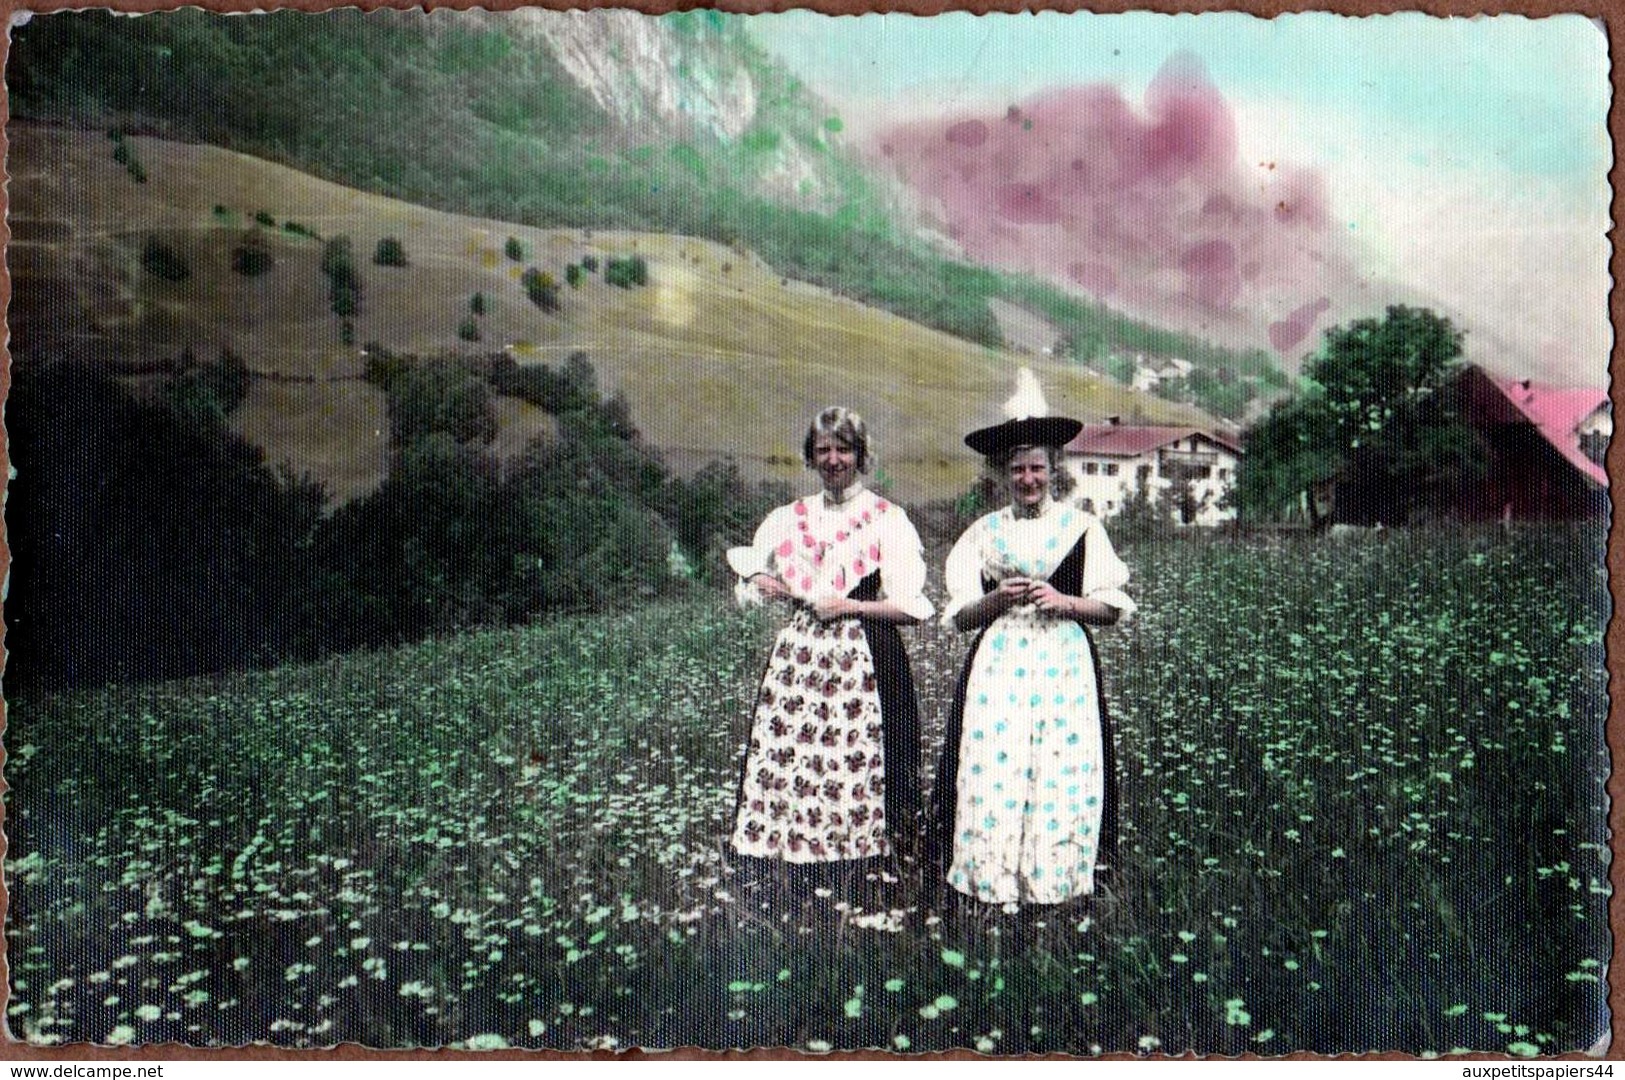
[964,368,1082,456]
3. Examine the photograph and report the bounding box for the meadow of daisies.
[4,527,1610,1054]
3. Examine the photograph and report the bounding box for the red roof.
[1066,424,1242,458]
[1489,376,1609,486]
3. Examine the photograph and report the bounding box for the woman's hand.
[813,595,862,621]
[953,576,1030,631]
[995,576,1034,603]
[1025,580,1076,618]
[751,573,793,601]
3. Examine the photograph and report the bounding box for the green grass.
[5,528,1608,1052]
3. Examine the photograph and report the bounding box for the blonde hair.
[802,407,872,473]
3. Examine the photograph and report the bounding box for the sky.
[746,12,1613,384]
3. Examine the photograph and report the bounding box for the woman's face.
[811,432,858,493]
[1005,446,1051,509]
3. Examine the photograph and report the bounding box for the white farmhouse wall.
[1064,435,1239,526]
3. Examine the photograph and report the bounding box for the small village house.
[1063,420,1243,526]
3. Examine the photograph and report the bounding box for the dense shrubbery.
[6,349,785,688]
[165,346,253,423]
[365,353,498,446]
[5,359,322,690]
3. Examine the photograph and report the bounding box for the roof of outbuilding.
[1488,375,1609,487]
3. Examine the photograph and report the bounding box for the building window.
[1218,468,1229,480]
[1104,463,1119,476]
[1085,462,1099,475]
[1137,464,1152,483]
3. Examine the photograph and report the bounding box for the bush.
[458,316,480,342]
[231,235,275,277]
[565,263,582,288]
[504,236,525,262]
[322,236,361,316]
[254,210,276,227]
[604,256,647,289]
[313,354,683,648]
[141,236,190,281]
[655,459,791,580]
[470,291,486,316]
[582,255,599,273]
[521,266,559,311]
[373,237,408,267]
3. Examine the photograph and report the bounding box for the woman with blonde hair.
[726,407,933,874]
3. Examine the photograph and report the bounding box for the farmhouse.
[1455,365,1609,521]
[1063,419,1242,526]
[1314,365,1609,526]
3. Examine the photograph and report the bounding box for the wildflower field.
[5,528,1610,1055]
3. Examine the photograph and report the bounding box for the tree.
[1235,306,1482,524]
[1233,394,1342,524]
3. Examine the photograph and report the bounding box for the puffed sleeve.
[941,515,990,628]
[878,509,934,622]
[1079,516,1136,619]
[726,505,790,608]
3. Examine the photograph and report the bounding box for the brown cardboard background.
[0,0,1614,1061]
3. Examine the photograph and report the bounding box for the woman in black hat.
[931,370,1135,907]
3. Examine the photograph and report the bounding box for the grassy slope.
[9,123,1206,504]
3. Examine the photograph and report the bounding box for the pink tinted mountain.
[869,54,1376,366]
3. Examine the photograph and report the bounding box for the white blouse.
[727,485,935,622]
[942,499,1136,625]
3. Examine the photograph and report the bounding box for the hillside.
[6,8,1288,428]
[8,124,1211,505]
